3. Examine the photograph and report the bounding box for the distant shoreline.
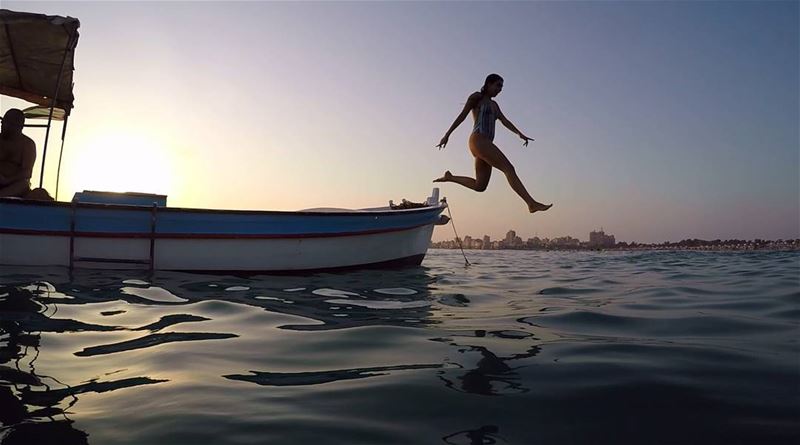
[430,239,800,252]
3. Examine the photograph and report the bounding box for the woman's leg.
[470,136,552,213]
[433,158,492,191]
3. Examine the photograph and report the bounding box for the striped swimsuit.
[472,100,496,142]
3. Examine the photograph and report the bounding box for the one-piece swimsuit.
[472,100,496,142]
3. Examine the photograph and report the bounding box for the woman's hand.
[520,134,534,147]
[436,135,449,150]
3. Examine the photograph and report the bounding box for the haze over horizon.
[3,1,798,244]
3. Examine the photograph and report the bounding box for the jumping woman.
[434,74,552,213]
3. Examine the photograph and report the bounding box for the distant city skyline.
[438,227,796,247]
[3,1,798,244]
[445,228,615,248]
[442,227,620,244]
[433,227,798,251]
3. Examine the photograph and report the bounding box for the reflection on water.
[0,285,166,444]
[434,330,541,396]
[0,266,445,444]
[442,425,505,445]
[74,332,239,357]
[0,250,798,444]
[224,363,443,387]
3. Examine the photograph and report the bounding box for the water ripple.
[0,250,797,444]
[74,332,239,357]
[224,364,442,386]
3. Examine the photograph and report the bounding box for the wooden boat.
[0,190,447,272]
[0,9,447,272]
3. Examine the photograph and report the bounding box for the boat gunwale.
[0,197,447,217]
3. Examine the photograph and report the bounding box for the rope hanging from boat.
[443,198,470,267]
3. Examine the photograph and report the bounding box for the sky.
[3,0,798,243]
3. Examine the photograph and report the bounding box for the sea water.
[0,250,797,444]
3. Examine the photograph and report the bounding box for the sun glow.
[67,130,176,196]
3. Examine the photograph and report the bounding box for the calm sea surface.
[0,250,798,444]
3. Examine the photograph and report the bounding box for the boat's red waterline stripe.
[0,222,432,240]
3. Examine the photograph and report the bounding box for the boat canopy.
[22,105,66,121]
[0,9,80,115]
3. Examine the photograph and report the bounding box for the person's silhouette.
[435,74,552,214]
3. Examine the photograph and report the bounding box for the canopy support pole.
[38,33,74,189]
[55,114,69,201]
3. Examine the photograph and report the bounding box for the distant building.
[483,235,491,249]
[505,230,517,246]
[589,228,616,248]
[501,230,524,248]
[552,236,580,249]
[526,237,543,248]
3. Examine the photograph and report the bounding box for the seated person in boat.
[0,109,36,198]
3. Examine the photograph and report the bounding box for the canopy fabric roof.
[0,9,80,115]
[22,105,65,121]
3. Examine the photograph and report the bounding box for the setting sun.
[67,130,176,196]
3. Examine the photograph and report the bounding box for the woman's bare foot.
[529,202,553,213]
[433,171,453,183]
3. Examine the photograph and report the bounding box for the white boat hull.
[0,225,434,272]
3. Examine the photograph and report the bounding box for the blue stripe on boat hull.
[0,199,445,236]
[0,222,431,239]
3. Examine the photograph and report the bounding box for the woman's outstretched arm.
[497,105,534,146]
[437,93,481,149]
